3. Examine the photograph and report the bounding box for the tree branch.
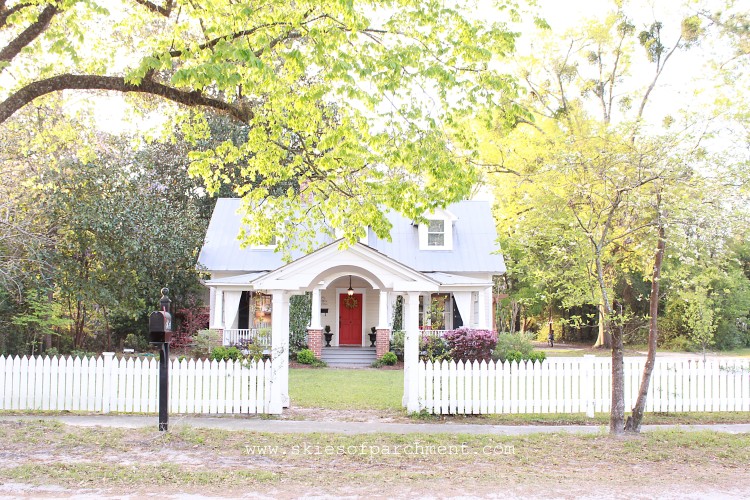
[0,4,58,65]
[134,0,174,17]
[0,74,253,124]
[0,2,32,29]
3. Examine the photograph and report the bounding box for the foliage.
[390,330,405,361]
[372,351,398,368]
[289,294,312,354]
[493,333,535,360]
[10,291,71,355]
[0,0,526,261]
[69,350,96,359]
[173,304,210,351]
[381,352,398,366]
[443,328,498,363]
[502,350,525,363]
[123,333,148,352]
[295,349,326,367]
[191,329,221,360]
[391,296,403,332]
[210,346,244,362]
[419,334,451,363]
[296,349,316,365]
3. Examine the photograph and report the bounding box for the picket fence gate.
[0,354,271,414]
[417,356,750,415]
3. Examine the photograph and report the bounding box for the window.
[427,220,445,247]
[416,209,455,250]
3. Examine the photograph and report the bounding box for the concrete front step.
[321,347,376,367]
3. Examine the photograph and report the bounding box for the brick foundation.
[376,328,391,358]
[307,328,323,358]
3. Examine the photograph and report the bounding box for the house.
[197,198,505,412]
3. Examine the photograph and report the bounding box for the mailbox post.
[149,287,172,431]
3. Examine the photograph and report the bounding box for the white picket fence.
[417,356,750,415]
[0,354,271,414]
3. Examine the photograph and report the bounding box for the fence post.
[583,355,596,418]
[101,352,115,414]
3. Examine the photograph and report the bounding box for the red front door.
[339,293,363,345]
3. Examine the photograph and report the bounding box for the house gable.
[251,241,439,292]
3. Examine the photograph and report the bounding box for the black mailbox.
[149,310,173,344]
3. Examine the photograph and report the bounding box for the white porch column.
[269,291,290,413]
[208,287,216,328]
[403,291,421,412]
[310,288,322,330]
[377,290,389,329]
[485,286,494,329]
[210,288,224,329]
[477,287,488,329]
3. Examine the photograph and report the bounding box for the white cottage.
[197,198,505,412]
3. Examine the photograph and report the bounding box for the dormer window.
[427,220,445,247]
[417,209,456,251]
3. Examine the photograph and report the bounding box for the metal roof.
[197,198,505,274]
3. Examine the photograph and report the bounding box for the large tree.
[0,0,524,251]
[486,2,750,433]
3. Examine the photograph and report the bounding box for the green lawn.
[288,367,750,425]
[289,368,403,410]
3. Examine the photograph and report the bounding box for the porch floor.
[320,346,376,368]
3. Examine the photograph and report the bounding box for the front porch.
[204,242,494,413]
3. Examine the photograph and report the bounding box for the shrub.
[663,336,695,353]
[390,330,405,360]
[527,351,546,363]
[295,348,327,367]
[380,352,397,365]
[70,350,96,359]
[296,349,316,364]
[45,347,59,357]
[443,328,497,362]
[420,333,451,362]
[502,350,525,363]
[493,333,534,361]
[210,346,243,362]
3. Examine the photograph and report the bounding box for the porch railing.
[420,329,450,338]
[222,329,272,349]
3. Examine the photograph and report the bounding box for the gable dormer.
[417,208,457,251]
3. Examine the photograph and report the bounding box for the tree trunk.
[625,223,666,432]
[593,302,611,348]
[610,308,625,435]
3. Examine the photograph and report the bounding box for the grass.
[1,420,749,496]
[289,367,403,410]
[287,367,750,425]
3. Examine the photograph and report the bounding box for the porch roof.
[204,272,267,286]
[425,272,493,287]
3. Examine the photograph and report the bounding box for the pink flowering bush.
[443,327,498,362]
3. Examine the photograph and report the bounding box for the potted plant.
[323,325,333,347]
[369,326,377,347]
